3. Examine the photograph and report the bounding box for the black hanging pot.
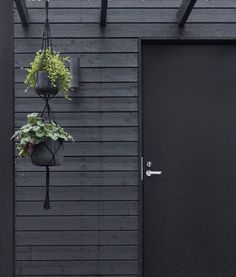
[30,138,64,166]
[35,71,60,96]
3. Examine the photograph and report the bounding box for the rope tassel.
[44,166,51,210]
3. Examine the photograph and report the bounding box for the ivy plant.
[11,113,73,157]
[25,48,72,98]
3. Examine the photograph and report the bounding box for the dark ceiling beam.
[15,0,29,27]
[177,0,197,27]
[100,0,108,27]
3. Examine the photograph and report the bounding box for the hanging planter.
[31,138,64,167]
[11,113,73,161]
[25,48,72,99]
[24,0,72,99]
[11,113,73,209]
[35,70,60,96]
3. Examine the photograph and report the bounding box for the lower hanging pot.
[35,70,60,96]
[30,138,64,166]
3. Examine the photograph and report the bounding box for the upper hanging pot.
[24,0,72,99]
[35,70,60,96]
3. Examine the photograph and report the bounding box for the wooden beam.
[177,0,197,27]
[100,0,108,27]
[0,0,14,277]
[15,0,29,27]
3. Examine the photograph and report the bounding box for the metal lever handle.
[146,170,162,177]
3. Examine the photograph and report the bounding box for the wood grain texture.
[14,24,236,39]
[15,8,236,24]
[14,38,138,53]
[15,230,138,245]
[15,216,138,231]
[14,126,138,142]
[15,157,138,172]
[15,97,138,112]
[15,260,138,275]
[15,172,138,186]
[22,0,236,8]
[15,83,138,97]
[15,67,138,82]
[15,245,139,260]
[15,142,138,156]
[15,53,138,67]
[15,186,138,201]
[15,112,138,127]
[15,201,138,216]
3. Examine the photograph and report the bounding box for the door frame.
[138,38,236,277]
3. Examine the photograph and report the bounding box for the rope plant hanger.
[41,0,56,210]
[37,0,57,100]
[30,106,62,210]
[12,0,73,211]
[41,0,53,53]
[32,0,62,210]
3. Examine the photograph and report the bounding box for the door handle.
[146,170,162,177]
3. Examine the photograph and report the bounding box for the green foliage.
[11,113,73,157]
[25,48,72,98]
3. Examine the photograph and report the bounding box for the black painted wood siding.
[14,1,236,276]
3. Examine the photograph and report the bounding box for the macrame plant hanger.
[41,0,53,54]
[35,0,58,210]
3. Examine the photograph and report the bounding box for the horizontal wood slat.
[15,83,138,97]
[16,274,138,277]
[15,98,138,112]
[15,142,138,156]
[15,112,138,127]
[14,127,138,142]
[15,230,138,245]
[48,127,137,142]
[14,24,236,39]
[15,216,138,231]
[14,38,138,53]
[15,157,138,172]
[15,201,138,216]
[15,245,139,260]
[15,68,138,82]
[15,171,138,187]
[15,260,138,275]
[15,186,138,201]
[14,8,236,24]
[15,53,138,67]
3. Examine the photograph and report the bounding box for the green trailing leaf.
[11,113,74,158]
[24,48,72,99]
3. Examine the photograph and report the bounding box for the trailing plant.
[11,113,73,157]
[25,48,72,98]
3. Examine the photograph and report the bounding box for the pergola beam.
[15,0,29,27]
[177,0,197,27]
[100,0,108,27]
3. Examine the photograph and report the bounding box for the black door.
[142,42,236,277]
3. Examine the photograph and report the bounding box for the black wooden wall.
[14,0,236,276]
